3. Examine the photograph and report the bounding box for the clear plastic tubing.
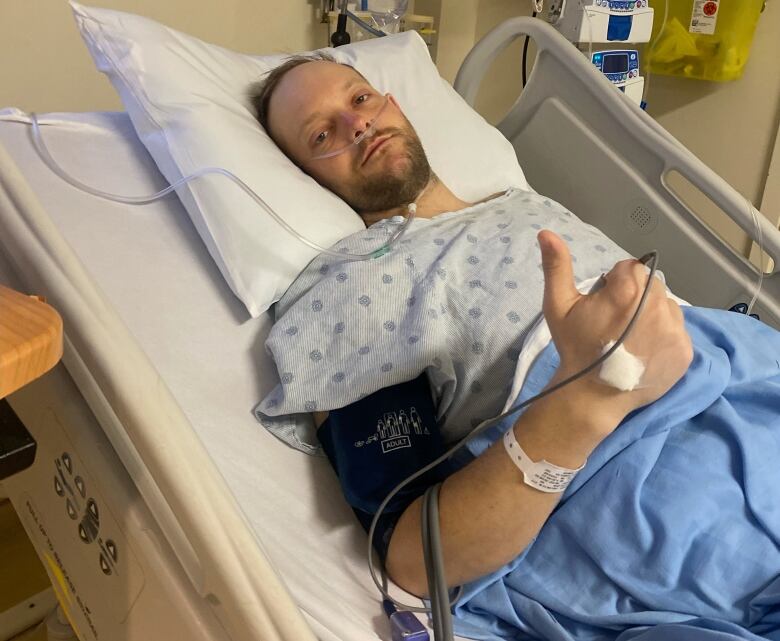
[28,112,414,261]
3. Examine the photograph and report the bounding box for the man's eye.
[314,131,328,145]
[355,93,369,104]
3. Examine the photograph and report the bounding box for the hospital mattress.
[0,112,448,641]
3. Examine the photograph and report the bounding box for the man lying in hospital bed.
[252,55,780,640]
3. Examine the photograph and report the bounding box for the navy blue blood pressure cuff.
[318,374,456,559]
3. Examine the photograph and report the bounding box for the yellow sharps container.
[646,0,765,81]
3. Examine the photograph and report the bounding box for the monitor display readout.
[603,54,629,74]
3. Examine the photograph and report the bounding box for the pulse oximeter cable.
[368,251,660,623]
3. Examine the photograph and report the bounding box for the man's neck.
[360,176,473,226]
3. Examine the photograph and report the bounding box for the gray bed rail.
[455,17,780,330]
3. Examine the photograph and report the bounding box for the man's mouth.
[361,134,393,166]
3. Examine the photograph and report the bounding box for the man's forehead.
[274,61,370,112]
[268,60,373,147]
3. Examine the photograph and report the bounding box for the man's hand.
[383,231,694,596]
[538,230,693,431]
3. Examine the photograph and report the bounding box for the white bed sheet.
[0,111,444,641]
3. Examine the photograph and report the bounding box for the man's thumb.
[538,230,580,321]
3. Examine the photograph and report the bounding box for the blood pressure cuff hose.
[318,374,456,560]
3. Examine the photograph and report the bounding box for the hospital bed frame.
[0,17,778,641]
[457,18,780,327]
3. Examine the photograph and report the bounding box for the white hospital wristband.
[503,429,586,493]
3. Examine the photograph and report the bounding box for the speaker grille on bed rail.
[625,203,658,235]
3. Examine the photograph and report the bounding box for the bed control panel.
[16,408,145,640]
[53,450,120,576]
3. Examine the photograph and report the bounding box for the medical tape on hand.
[598,340,645,392]
[503,429,586,493]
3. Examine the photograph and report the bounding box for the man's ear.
[387,93,402,111]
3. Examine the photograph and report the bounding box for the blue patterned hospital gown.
[255,188,630,453]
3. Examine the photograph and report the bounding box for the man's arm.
[385,374,620,595]
[385,231,693,596]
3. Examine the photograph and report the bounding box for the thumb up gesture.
[538,230,693,424]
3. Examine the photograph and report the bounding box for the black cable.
[420,491,442,639]
[424,483,454,641]
[521,11,537,88]
[368,252,661,614]
[401,254,662,641]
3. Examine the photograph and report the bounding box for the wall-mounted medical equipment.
[325,0,409,46]
[326,10,436,48]
[540,0,654,107]
[645,0,765,81]
[547,0,655,43]
[592,49,645,103]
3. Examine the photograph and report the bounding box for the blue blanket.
[452,307,780,641]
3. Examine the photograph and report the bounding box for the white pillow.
[71,2,530,318]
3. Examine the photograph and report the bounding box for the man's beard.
[342,126,431,214]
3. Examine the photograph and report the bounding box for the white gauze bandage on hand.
[598,340,645,392]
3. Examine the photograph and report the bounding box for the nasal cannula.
[27,99,413,262]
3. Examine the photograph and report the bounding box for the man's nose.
[339,111,372,140]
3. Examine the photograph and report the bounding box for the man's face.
[267,61,430,214]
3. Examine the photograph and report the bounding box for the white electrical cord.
[642,0,670,105]
[746,195,766,317]
[578,0,594,63]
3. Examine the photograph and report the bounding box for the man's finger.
[538,230,580,321]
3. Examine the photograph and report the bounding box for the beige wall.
[414,0,533,101]
[473,0,534,124]
[418,0,481,84]
[0,0,328,113]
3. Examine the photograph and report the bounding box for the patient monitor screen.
[603,54,629,74]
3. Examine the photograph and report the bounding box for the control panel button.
[75,476,86,498]
[106,539,118,563]
[43,445,144,610]
[87,498,100,524]
[99,554,112,576]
